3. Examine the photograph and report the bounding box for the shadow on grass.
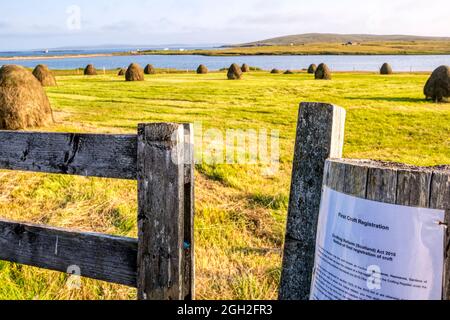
[345,96,426,103]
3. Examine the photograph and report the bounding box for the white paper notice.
[310,187,445,300]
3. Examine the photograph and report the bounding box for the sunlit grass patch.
[0,70,448,299]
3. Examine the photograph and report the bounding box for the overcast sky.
[0,0,449,51]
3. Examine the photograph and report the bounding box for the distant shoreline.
[129,51,450,56]
[1,44,450,61]
[133,41,450,56]
[0,53,114,61]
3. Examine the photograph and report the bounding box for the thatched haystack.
[271,69,281,74]
[315,63,331,80]
[241,64,250,72]
[84,64,97,75]
[284,70,294,74]
[197,64,208,74]
[227,64,243,80]
[308,64,317,74]
[0,65,54,130]
[424,65,450,102]
[126,63,145,81]
[32,64,57,87]
[118,68,126,76]
[380,63,393,75]
[144,64,156,75]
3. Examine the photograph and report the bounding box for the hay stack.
[380,63,393,75]
[271,69,281,74]
[241,64,250,72]
[84,64,97,75]
[118,68,126,76]
[144,64,156,75]
[424,65,450,102]
[32,64,57,87]
[227,64,243,80]
[315,63,331,80]
[0,65,54,130]
[308,64,317,74]
[284,70,294,74]
[126,63,145,81]
[197,64,208,74]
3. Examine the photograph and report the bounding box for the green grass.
[0,70,449,300]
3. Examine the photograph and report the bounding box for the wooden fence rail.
[0,131,138,179]
[0,219,138,287]
[0,123,194,300]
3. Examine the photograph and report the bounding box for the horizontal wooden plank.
[0,131,137,179]
[0,219,137,287]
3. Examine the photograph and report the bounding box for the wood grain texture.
[182,123,195,300]
[279,102,346,300]
[430,172,450,210]
[431,172,450,299]
[324,159,369,197]
[325,160,449,209]
[0,131,137,180]
[396,170,432,207]
[0,219,137,287]
[366,166,398,204]
[137,123,185,300]
[326,160,346,193]
[343,161,369,198]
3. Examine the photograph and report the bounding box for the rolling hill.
[234,33,450,47]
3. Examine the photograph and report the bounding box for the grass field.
[0,70,449,300]
[137,41,450,56]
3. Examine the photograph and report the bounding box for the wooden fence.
[279,102,450,300]
[0,123,195,300]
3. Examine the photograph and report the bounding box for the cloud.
[101,20,139,32]
[0,0,448,50]
[230,12,306,25]
[0,21,10,29]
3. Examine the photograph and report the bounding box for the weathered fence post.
[430,171,450,299]
[322,159,450,299]
[279,102,346,300]
[137,123,186,300]
[183,123,195,300]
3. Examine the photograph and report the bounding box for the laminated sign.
[310,187,445,300]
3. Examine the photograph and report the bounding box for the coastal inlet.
[0,53,449,72]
